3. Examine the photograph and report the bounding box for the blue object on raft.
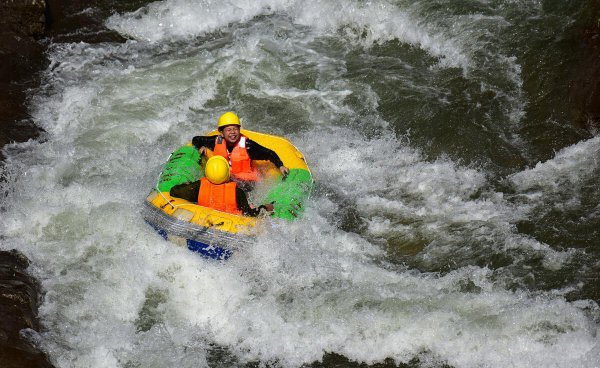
[186,239,233,260]
[145,219,233,260]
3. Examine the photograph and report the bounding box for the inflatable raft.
[143,129,312,260]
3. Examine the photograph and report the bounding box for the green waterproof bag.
[157,146,202,192]
[264,169,313,221]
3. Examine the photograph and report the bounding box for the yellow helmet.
[217,112,241,130]
[204,156,230,184]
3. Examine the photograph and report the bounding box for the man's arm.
[192,136,217,150]
[236,188,273,217]
[170,181,201,202]
[236,188,259,216]
[246,139,286,170]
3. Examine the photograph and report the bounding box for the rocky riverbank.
[0,250,53,368]
[1,1,51,365]
[0,0,131,161]
[0,0,47,161]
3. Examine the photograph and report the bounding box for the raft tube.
[143,129,313,260]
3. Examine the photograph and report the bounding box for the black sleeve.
[245,139,284,168]
[169,181,201,202]
[192,136,217,150]
[236,188,262,217]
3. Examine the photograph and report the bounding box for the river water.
[1,1,599,367]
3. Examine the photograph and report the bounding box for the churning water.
[1,0,599,367]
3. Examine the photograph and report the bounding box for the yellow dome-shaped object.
[217,111,241,129]
[205,156,230,184]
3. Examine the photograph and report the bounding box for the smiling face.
[220,125,241,144]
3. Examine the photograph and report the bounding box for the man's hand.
[279,165,289,177]
[198,146,206,155]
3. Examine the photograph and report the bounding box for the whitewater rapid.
[1,0,598,367]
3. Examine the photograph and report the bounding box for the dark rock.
[570,4,600,131]
[0,0,46,37]
[0,30,46,154]
[0,0,48,160]
[0,250,53,368]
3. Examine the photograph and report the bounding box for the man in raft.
[170,156,274,216]
[192,112,289,187]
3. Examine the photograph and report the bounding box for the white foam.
[510,136,600,195]
[106,0,286,43]
[300,128,575,270]
[107,0,471,69]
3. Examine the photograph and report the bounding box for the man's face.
[221,125,241,144]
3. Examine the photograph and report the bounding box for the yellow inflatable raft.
[143,130,312,259]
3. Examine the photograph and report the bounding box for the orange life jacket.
[197,177,242,215]
[213,135,260,181]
